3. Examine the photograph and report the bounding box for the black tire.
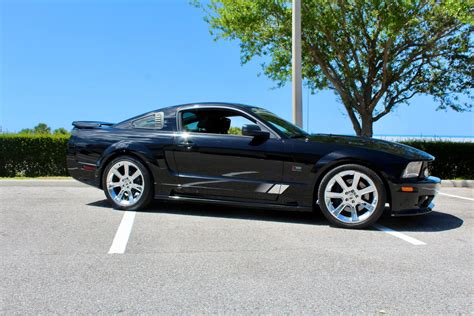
[317,164,386,229]
[102,156,153,211]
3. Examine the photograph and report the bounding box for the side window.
[226,115,256,135]
[182,111,199,132]
[132,112,164,129]
[180,109,264,136]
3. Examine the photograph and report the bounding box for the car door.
[171,107,285,202]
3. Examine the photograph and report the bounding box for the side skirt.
[154,194,314,212]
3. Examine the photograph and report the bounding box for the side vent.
[155,112,164,129]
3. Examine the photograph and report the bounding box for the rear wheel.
[317,164,386,229]
[102,156,152,211]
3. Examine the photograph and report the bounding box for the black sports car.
[67,102,440,228]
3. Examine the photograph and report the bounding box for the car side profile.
[67,102,440,228]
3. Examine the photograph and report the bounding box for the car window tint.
[180,109,257,135]
[182,112,200,132]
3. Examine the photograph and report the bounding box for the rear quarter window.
[132,112,164,129]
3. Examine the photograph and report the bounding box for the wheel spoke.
[360,201,375,212]
[132,183,143,193]
[326,191,344,199]
[130,170,141,181]
[352,172,361,190]
[350,206,359,221]
[115,189,125,201]
[108,182,121,188]
[358,186,375,196]
[332,203,346,216]
[335,175,349,191]
[111,169,123,180]
[124,163,130,177]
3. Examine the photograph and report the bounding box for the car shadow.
[88,199,326,226]
[87,199,463,232]
[378,210,464,232]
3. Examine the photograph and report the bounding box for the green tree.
[18,128,34,134]
[53,127,69,135]
[33,123,51,134]
[228,126,243,135]
[196,0,473,137]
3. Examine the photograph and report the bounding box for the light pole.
[292,0,303,128]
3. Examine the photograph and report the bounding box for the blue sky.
[1,0,473,136]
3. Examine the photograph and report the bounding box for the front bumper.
[389,176,441,217]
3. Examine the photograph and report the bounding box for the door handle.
[177,140,194,149]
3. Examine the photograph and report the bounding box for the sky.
[1,0,473,136]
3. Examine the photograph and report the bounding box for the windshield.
[251,107,309,138]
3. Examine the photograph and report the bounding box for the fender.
[99,140,157,167]
[96,140,159,188]
[310,148,406,204]
[315,150,373,172]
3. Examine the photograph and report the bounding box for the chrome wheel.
[323,170,379,224]
[106,160,144,207]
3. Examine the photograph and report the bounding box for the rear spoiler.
[72,121,115,129]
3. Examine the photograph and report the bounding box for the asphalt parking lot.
[1,180,473,314]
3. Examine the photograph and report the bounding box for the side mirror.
[242,124,270,139]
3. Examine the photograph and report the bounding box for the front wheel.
[102,156,153,211]
[317,164,386,229]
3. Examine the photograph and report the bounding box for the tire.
[102,156,153,211]
[317,164,386,229]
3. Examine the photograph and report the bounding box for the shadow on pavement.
[88,199,326,226]
[88,199,463,232]
[378,211,463,232]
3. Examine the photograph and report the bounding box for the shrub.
[0,134,70,177]
[400,141,474,179]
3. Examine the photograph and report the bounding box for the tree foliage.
[19,123,70,136]
[53,127,69,135]
[196,0,473,136]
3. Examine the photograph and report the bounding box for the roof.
[155,102,256,113]
[115,102,260,127]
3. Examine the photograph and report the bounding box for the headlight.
[402,161,423,178]
[423,166,430,178]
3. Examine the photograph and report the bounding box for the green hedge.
[0,134,70,177]
[400,141,474,180]
[0,135,472,179]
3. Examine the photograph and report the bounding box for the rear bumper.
[66,154,101,188]
[389,176,441,217]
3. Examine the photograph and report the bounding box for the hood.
[307,134,434,161]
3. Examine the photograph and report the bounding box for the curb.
[441,180,474,188]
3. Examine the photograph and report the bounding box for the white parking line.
[108,211,136,254]
[439,192,474,201]
[373,224,426,245]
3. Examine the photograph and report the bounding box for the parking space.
[1,180,473,314]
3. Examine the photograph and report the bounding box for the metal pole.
[292,0,303,128]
